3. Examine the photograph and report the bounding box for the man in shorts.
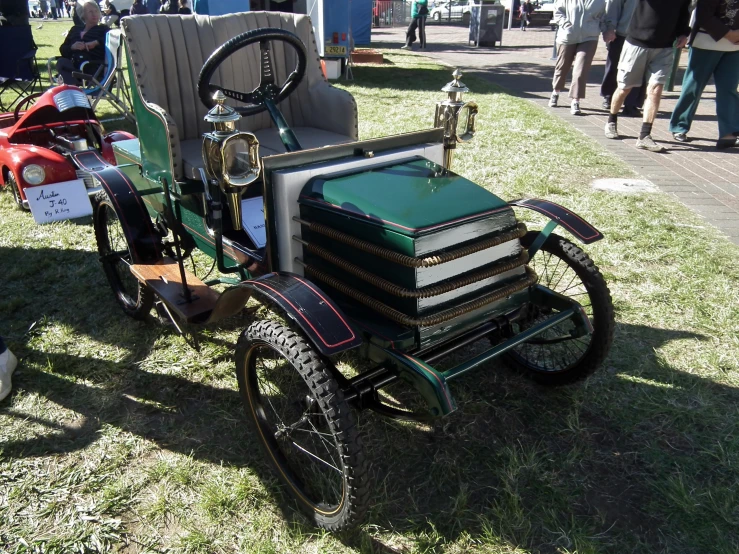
[604,0,691,152]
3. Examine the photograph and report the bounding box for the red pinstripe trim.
[246,279,357,349]
[291,275,356,337]
[93,170,140,260]
[516,199,599,241]
[299,195,511,233]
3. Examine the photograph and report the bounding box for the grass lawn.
[1,21,739,553]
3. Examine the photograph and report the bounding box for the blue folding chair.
[47,29,134,122]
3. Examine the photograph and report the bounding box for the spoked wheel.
[504,231,614,384]
[7,172,25,210]
[235,319,369,530]
[92,191,154,319]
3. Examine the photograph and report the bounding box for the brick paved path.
[371,24,739,244]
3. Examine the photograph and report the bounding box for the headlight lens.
[22,164,46,185]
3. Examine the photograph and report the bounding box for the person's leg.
[551,43,577,106]
[56,57,79,85]
[570,39,598,100]
[403,17,419,48]
[601,34,625,104]
[610,41,646,115]
[711,50,739,142]
[669,47,719,136]
[418,16,426,48]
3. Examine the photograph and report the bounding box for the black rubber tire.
[432,11,440,21]
[235,319,369,531]
[7,172,26,210]
[504,231,614,384]
[92,191,154,320]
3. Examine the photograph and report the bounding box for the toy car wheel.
[504,231,614,384]
[7,172,25,211]
[235,319,369,531]
[432,11,440,21]
[92,191,154,320]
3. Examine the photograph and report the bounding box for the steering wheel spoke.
[259,39,276,87]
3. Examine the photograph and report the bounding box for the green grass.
[2,24,739,553]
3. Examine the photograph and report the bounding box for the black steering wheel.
[198,28,307,117]
[14,92,45,122]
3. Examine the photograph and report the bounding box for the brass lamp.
[434,69,478,170]
[202,90,261,230]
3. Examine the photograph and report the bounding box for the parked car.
[0,86,135,216]
[430,0,474,25]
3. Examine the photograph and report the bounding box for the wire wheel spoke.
[251,343,344,508]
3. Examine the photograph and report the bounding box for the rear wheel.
[504,231,614,384]
[235,319,369,530]
[93,191,154,319]
[432,11,440,21]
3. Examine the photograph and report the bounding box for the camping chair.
[0,25,43,111]
[46,29,134,122]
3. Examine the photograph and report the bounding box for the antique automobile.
[0,85,135,220]
[88,12,614,530]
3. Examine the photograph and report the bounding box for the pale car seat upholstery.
[121,12,358,180]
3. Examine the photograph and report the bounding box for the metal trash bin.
[469,4,505,47]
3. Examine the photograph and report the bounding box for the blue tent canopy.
[351,0,372,46]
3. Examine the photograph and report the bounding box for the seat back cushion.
[122,12,331,142]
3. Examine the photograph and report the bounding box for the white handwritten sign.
[26,179,93,224]
[241,196,266,248]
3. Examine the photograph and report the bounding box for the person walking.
[130,0,149,14]
[49,0,58,19]
[401,0,429,51]
[549,0,613,116]
[601,0,644,116]
[145,0,161,16]
[669,0,739,149]
[604,0,691,152]
[520,0,534,31]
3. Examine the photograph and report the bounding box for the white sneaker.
[548,92,559,107]
[570,101,582,115]
[0,348,18,402]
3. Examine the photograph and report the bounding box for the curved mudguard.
[73,150,162,263]
[218,272,363,357]
[509,198,603,244]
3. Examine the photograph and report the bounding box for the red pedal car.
[0,85,134,220]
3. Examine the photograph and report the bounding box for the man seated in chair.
[57,0,108,85]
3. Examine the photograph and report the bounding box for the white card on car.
[25,179,93,224]
[241,196,267,248]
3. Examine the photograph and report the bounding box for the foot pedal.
[131,257,219,322]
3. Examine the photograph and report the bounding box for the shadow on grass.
[1,243,735,552]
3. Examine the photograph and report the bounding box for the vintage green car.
[81,11,614,530]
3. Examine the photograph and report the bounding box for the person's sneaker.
[601,96,611,110]
[400,45,412,50]
[673,132,688,143]
[604,121,618,139]
[636,135,665,152]
[548,92,558,107]
[0,348,18,402]
[570,101,582,115]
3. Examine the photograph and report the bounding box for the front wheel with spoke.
[504,231,615,384]
[93,191,154,319]
[235,319,369,530]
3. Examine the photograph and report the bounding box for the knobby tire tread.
[508,232,614,385]
[236,319,370,531]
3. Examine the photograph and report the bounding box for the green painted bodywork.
[124,48,176,192]
[300,157,512,244]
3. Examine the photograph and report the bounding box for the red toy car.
[0,85,134,218]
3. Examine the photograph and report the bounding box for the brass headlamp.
[434,68,478,170]
[202,90,261,230]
